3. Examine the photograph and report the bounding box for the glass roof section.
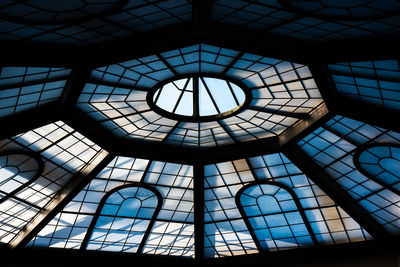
[29,157,195,257]
[204,153,370,258]
[153,77,246,119]
[25,152,371,258]
[279,0,400,20]
[0,121,106,244]
[77,44,324,148]
[328,60,400,111]
[212,0,400,42]
[0,0,127,25]
[299,115,400,233]
[0,1,399,263]
[0,67,71,117]
[0,0,191,45]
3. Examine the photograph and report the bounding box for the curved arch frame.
[81,183,163,254]
[0,150,44,204]
[353,142,400,196]
[146,73,254,123]
[0,0,129,26]
[235,180,319,252]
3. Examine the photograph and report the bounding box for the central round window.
[151,77,247,120]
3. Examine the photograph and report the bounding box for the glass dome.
[0,1,399,266]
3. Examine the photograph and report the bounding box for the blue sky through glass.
[154,77,246,118]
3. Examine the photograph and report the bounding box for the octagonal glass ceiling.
[0,0,400,264]
[77,43,324,148]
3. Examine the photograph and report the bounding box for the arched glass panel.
[0,153,40,197]
[86,186,159,253]
[356,145,400,188]
[299,115,400,233]
[239,183,314,251]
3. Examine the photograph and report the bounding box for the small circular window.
[150,77,248,121]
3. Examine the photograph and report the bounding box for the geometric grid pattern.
[0,0,126,25]
[77,44,323,148]
[0,121,104,244]
[86,186,159,253]
[279,0,400,20]
[0,0,192,45]
[204,160,258,258]
[298,115,400,234]
[212,0,400,42]
[141,161,194,257]
[0,67,71,117]
[204,154,371,258]
[328,60,400,111]
[357,145,400,189]
[28,157,195,258]
[239,183,315,250]
[248,153,371,246]
[27,156,150,249]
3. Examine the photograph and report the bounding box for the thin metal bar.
[193,162,205,261]
[193,77,200,117]
[221,52,244,76]
[157,53,179,76]
[247,105,309,119]
[200,77,221,114]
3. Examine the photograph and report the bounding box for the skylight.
[152,77,246,119]
[0,1,399,264]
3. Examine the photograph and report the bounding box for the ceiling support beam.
[307,63,340,112]
[192,0,213,37]
[283,145,391,241]
[60,68,93,113]
[247,106,309,119]
[10,150,114,248]
[336,99,400,133]
[0,24,399,68]
[278,103,329,146]
[0,103,61,140]
[193,162,204,262]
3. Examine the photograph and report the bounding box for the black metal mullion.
[172,78,191,114]
[221,52,245,76]
[217,120,237,143]
[161,121,181,144]
[226,81,240,106]
[60,68,93,113]
[193,163,205,261]
[86,78,151,92]
[200,77,221,114]
[157,54,179,76]
[97,109,151,123]
[193,77,200,118]
[247,105,309,119]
